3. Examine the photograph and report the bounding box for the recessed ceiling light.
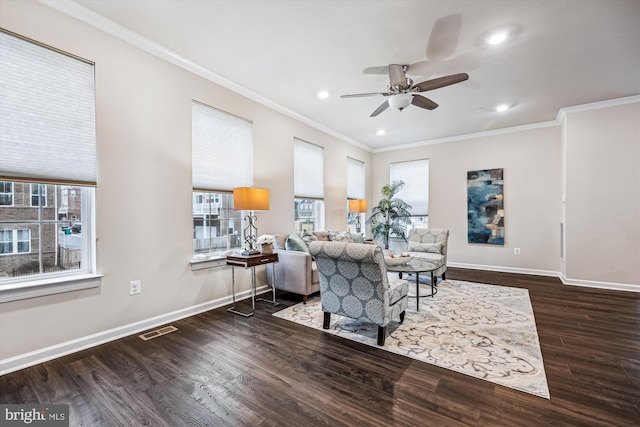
[316,90,330,100]
[376,129,386,136]
[485,31,509,46]
[495,103,510,112]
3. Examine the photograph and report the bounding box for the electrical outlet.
[129,280,141,295]
[514,248,521,255]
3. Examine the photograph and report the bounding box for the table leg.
[415,274,420,311]
[256,263,279,306]
[227,264,255,317]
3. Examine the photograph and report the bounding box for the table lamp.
[233,187,270,255]
[348,199,367,233]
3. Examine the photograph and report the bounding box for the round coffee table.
[386,258,438,311]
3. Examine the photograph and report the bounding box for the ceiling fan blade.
[415,73,469,92]
[370,101,389,117]
[341,92,387,98]
[426,15,462,61]
[363,65,389,74]
[411,94,438,110]
[388,64,407,88]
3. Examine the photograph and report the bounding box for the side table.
[226,252,279,317]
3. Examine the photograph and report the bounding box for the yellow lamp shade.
[233,187,270,211]
[349,199,367,213]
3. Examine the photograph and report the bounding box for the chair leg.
[399,310,406,324]
[303,294,308,304]
[323,312,331,329]
[377,326,387,346]
[442,272,446,281]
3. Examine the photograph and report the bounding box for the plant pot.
[261,243,273,254]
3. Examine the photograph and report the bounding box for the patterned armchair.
[308,241,409,346]
[407,228,449,280]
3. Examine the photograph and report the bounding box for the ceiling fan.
[341,64,469,117]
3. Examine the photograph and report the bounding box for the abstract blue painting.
[467,169,504,245]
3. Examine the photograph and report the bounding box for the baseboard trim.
[558,274,640,293]
[449,262,639,293]
[448,262,561,278]
[0,286,269,375]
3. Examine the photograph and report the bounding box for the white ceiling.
[56,0,639,150]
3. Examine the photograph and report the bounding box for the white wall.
[563,102,640,286]
[0,1,371,363]
[371,126,563,274]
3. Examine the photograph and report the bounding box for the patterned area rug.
[273,279,549,399]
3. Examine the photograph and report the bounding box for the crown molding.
[372,120,559,153]
[556,94,640,123]
[38,0,371,153]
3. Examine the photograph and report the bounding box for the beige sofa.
[266,231,361,303]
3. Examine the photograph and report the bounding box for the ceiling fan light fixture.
[388,93,413,111]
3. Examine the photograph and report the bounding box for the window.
[31,183,47,207]
[390,159,430,232]
[347,157,366,234]
[191,101,253,259]
[1,182,93,279]
[0,181,13,206]
[0,229,30,255]
[294,139,325,232]
[0,30,98,302]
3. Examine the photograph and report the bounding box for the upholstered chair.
[308,241,409,346]
[406,228,449,281]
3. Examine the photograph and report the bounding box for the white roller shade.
[0,30,96,185]
[347,157,365,200]
[294,139,324,199]
[192,101,253,191]
[390,159,429,215]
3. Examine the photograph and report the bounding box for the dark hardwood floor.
[1,268,639,426]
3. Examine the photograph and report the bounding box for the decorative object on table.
[257,234,274,254]
[366,180,412,249]
[348,199,367,233]
[274,280,549,399]
[233,187,270,255]
[467,169,504,245]
[384,253,414,266]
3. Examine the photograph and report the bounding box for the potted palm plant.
[366,180,412,249]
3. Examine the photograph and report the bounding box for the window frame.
[190,101,254,268]
[0,29,101,302]
[0,183,100,303]
[389,159,430,233]
[293,139,325,231]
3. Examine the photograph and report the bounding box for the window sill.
[190,255,227,271]
[0,273,103,303]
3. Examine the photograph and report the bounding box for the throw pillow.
[408,241,442,254]
[328,231,353,242]
[285,233,310,253]
[300,230,319,245]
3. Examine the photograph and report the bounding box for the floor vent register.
[139,325,178,341]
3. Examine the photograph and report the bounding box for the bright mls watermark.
[1,405,69,426]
